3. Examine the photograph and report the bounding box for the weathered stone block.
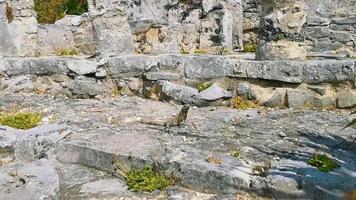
[184,56,234,79]
[240,60,304,83]
[304,60,355,83]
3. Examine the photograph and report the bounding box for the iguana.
[141,105,190,128]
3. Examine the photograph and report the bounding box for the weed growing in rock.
[125,166,172,192]
[56,48,79,56]
[308,154,338,172]
[6,2,14,23]
[114,160,173,192]
[244,44,257,52]
[0,112,43,129]
[196,82,212,92]
[231,96,257,110]
[231,150,240,158]
[194,49,207,54]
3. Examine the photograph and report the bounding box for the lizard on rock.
[140,105,190,128]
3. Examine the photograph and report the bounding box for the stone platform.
[0,93,355,199]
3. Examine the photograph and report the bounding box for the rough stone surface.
[161,81,199,104]
[0,93,354,199]
[195,84,232,101]
[67,60,98,75]
[337,90,356,108]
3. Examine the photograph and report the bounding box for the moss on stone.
[231,96,257,110]
[308,154,338,172]
[196,82,212,92]
[0,112,43,129]
[194,49,207,54]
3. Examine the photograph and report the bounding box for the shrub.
[308,154,338,172]
[244,44,257,52]
[0,112,43,129]
[125,166,172,192]
[34,0,88,24]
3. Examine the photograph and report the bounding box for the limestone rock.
[0,160,60,200]
[337,90,356,108]
[67,60,98,75]
[287,89,314,108]
[161,81,198,104]
[195,84,232,101]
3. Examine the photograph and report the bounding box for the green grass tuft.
[56,48,79,56]
[125,166,172,192]
[0,112,43,129]
[231,150,240,158]
[244,44,257,52]
[196,82,213,92]
[308,154,338,172]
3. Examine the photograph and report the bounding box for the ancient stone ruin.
[0,0,355,199]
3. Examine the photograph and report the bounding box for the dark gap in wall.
[6,1,14,23]
[34,0,88,24]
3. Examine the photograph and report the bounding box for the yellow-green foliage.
[180,49,190,54]
[308,154,338,172]
[34,0,88,24]
[0,112,43,129]
[125,166,172,192]
[231,96,257,110]
[244,44,257,52]
[196,82,212,92]
[56,48,79,56]
[194,49,207,54]
[231,150,240,158]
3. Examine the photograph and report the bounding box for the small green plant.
[194,49,207,54]
[231,150,240,158]
[308,154,338,172]
[196,82,212,92]
[244,44,257,52]
[113,160,173,192]
[180,49,190,54]
[125,166,172,192]
[0,112,43,129]
[56,48,79,56]
[231,96,257,110]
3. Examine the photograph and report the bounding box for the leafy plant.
[194,49,207,54]
[0,112,43,129]
[113,160,173,192]
[308,154,338,172]
[231,96,257,110]
[125,166,172,192]
[244,44,257,52]
[231,150,240,158]
[196,82,212,92]
[56,48,79,56]
[34,0,88,24]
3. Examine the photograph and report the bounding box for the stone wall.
[0,0,244,57]
[306,0,356,56]
[242,0,260,46]
[242,0,356,56]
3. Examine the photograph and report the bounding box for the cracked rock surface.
[0,93,355,199]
